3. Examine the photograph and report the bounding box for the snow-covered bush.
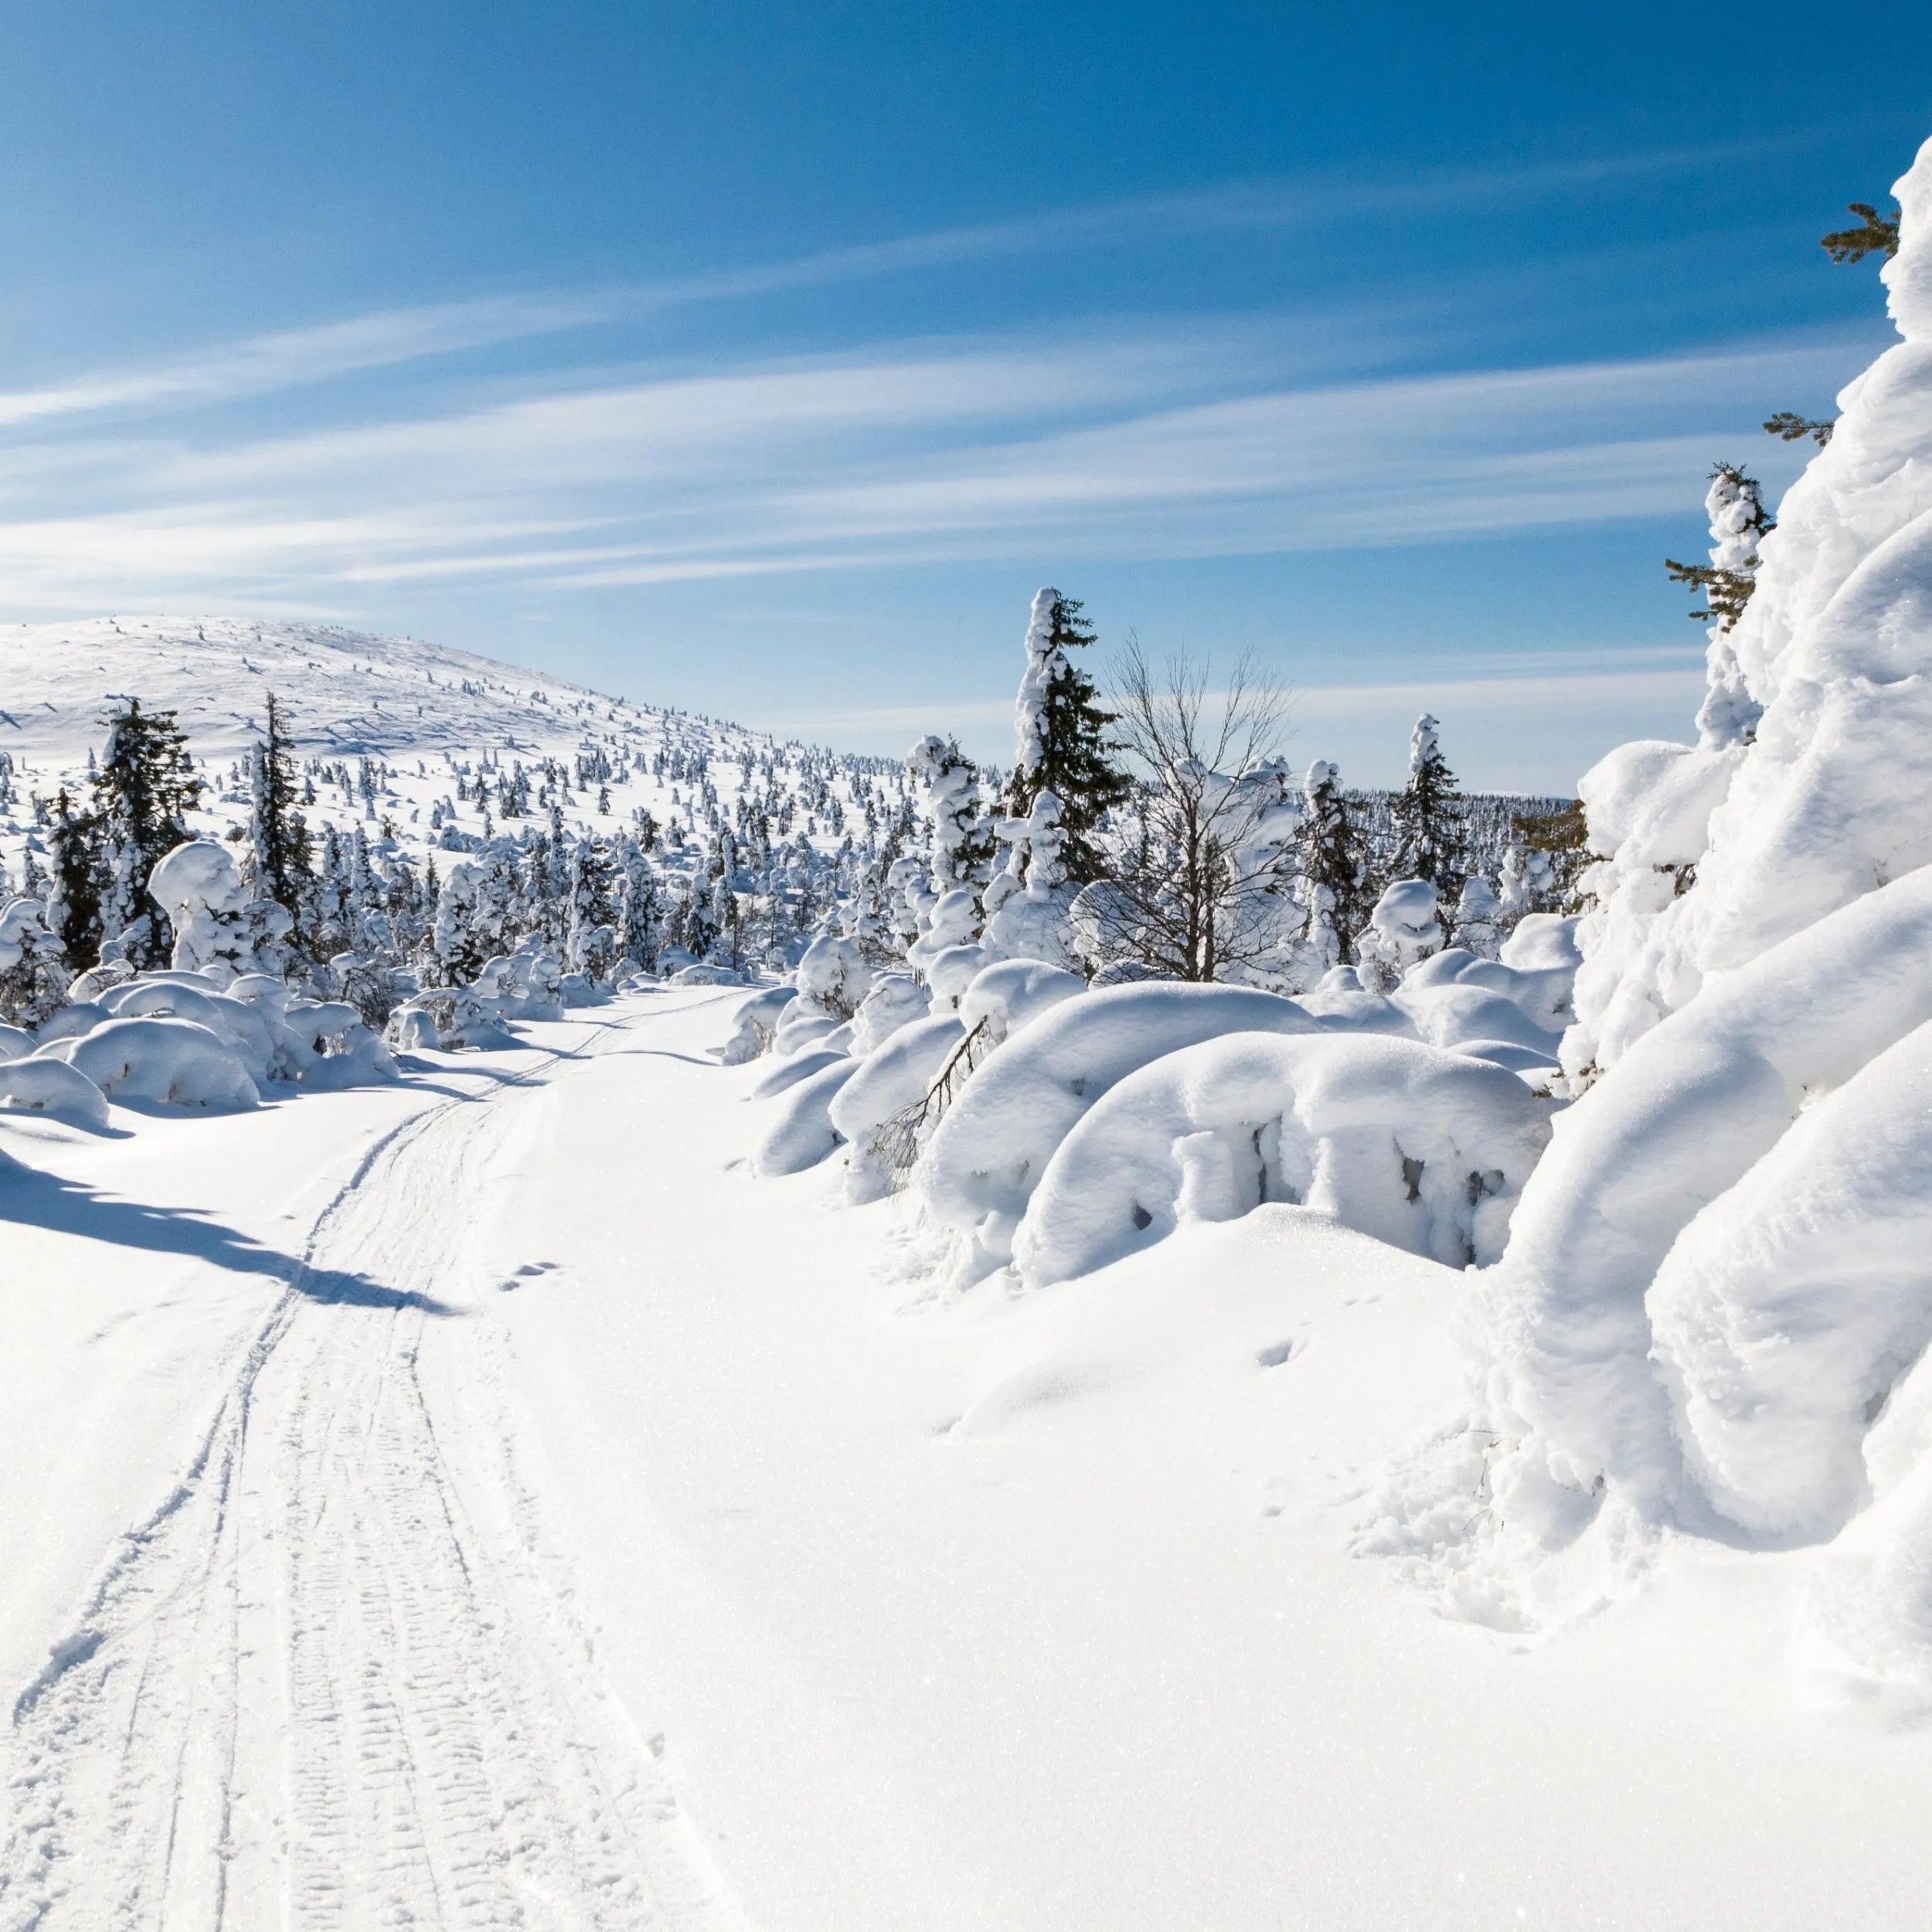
[848,973,930,1056]
[750,1056,858,1178]
[0,896,70,1026]
[794,933,872,1021]
[828,1012,968,1201]
[47,1015,260,1109]
[0,1054,111,1128]
[1354,878,1444,990]
[719,984,798,1063]
[955,958,1085,1048]
[914,982,1325,1278]
[1014,1031,1550,1288]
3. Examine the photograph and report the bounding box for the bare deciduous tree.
[1072,641,1297,982]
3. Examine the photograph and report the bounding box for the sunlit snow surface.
[5,992,1930,1930]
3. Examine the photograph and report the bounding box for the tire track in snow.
[0,1013,745,1932]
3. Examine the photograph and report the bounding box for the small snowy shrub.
[0,1055,111,1128]
[915,982,1325,1277]
[1013,1030,1550,1288]
[49,1015,260,1109]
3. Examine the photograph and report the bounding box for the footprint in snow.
[498,1260,561,1291]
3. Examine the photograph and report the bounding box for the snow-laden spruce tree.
[566,836,619,980]
[1452,138,1932,1676]
[45,786,104,969]
[614,838,662,969]
[0,896,71,1026]
[1008,588,1129,883]
[1389,713,1464,905]
[1665,464,1775,747]
[90,698,202,971]
[980,788,1079,968]
[1291,760,1369,980]
[906,734,994,893]
[247,692,314,940]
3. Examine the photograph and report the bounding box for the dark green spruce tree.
[1009,590,1131,884]
[1389,713,1464,899]
[90,697,202,968]
[249,692,315,939]
[1294,761,1369,964]
[46,786,106,969]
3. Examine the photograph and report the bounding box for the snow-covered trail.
[0,1010,742,1932]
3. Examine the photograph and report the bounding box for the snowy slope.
[0,614,685,764]
[0,614,891,906]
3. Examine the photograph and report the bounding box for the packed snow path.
[0,1017,740,1932]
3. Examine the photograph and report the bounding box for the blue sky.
[0,2,1923,789]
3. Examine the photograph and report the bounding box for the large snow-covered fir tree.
[89,698,202,970]
[1389,713,1464,903]
[1292,759,1369,975]
[1008,588,1129,883]
[247,691,315,940]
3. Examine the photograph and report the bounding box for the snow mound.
[48,1015,260,1109]
[914,983,1324,1277]
[719,985,797,1064]
[1016,1031,1549,1289]
[0,1054,111,1128]
[957,958,1085,1046]
[751,1057,857,1178]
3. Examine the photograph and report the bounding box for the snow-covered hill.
[0,614,693,764]
[0,614,896,910]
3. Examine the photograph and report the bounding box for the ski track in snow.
[0,1012,743,1932]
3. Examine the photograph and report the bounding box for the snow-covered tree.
[1008,588,1128,883]
[1354,877,1444,990]
[247,691,314,938]
[1671,463,1776,747]
[906,734,995,893]
[90,698,201,970]
[0,896,70,1026]
[614,839,662,968]
[566,836,619,980]
[1389,714,1464,905]
[148,838,291,982]
[1451,876,1502,957]
[1293,760,1369,975]
[46,787,104,968]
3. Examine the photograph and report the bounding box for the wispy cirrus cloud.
[0,294,613,430]
[0,312,1876,614]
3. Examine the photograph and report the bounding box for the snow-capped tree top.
[1408,715,1439,773]
[1014,586,1063,775]
[1703,466,1771,576]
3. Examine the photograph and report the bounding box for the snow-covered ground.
[7,986,1931,1930]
